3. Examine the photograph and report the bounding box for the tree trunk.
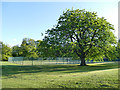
[80,58,87,66]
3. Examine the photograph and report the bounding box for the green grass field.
[1,61,119,88]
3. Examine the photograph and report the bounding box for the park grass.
[1,61,119,88]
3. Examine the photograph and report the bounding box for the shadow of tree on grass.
[2,62,118,77]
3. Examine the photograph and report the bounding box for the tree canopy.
[44,9,117,66]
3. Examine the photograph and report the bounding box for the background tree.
[0,42,2,60]
[116,39,120,59]
[44,9,117,66]
[12,45,22,57]
[36,40,45,57]
[38,40,57,58]
[40,39,72,59]
[20,38,38,59]
[0,41,12,61]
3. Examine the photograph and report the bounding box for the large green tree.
[44,9,117,66]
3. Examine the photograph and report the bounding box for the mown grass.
[1,61,119,88]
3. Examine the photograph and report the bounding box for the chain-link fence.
[8,57,82,65]
[8,57,108,66]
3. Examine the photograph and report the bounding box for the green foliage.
[12,45,22,57]
[36,40,43,57]
[0,43,2,60]
[0,41,12,61]
[11,38,50,59]
[116,41,120,59]
[36,40,52,57]
[44,8,117,65]
[20,38,38,58]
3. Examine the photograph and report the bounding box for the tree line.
[0,37,79,61]
[0,38,120,61]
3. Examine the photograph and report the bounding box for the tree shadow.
[2,62,118,77]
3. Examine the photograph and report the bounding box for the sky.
[1,0,119,47]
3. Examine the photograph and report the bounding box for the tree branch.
[84,29,97,55]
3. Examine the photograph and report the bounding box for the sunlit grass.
[2,61,119,88]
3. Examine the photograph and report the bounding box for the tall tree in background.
[20,38,38,58]
[44,9,117,66]
[12,45,22,57]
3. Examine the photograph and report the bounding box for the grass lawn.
[1,61,119,88]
